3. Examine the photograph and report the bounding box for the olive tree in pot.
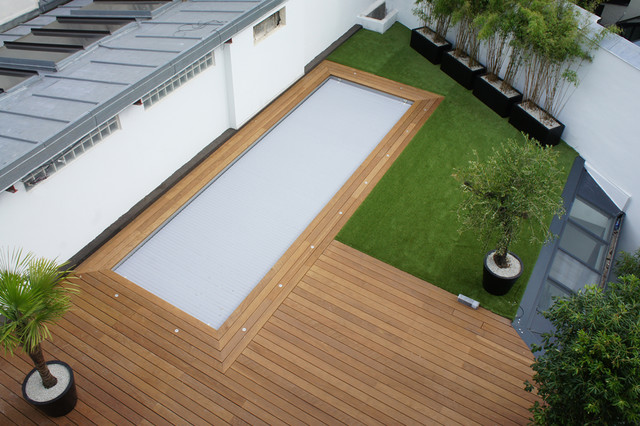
[456,136,565,295]
[0,249,79,417]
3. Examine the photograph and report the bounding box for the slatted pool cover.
[115,78,412,329]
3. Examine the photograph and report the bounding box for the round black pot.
[22,360,77,417]
[483,251,523,296]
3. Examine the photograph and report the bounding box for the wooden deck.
[1,62,537,424]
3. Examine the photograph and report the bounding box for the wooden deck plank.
[283,287,532,423]
[2,62,537,424]
[271,304,514,425]
[311,255,534,374]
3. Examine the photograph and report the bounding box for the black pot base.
[440,51,486,90]
[483,252,523,296]
[410,27,452,65]
[509,103,565,146]
[472,76,522,117]
[22,360,78,417]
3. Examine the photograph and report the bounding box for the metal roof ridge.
[0,0,287,191]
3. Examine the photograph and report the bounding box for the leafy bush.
[616,248,640,278]
[525,276,640,424]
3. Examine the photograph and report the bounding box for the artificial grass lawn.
[329,23,577,319]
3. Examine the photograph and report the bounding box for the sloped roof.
[0,0,284,191]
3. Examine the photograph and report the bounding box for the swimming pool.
[114,77,412,329]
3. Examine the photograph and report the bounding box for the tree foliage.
[617,248,640,278]
[414,0,609,117]
[525,276,640,424]
[413,0,457,43]
[456,135,564,267]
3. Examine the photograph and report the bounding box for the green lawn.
[329,23,577,319]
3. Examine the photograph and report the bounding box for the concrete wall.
[0,0,38,27]
[389,0,640,252]
[0,0,378,261]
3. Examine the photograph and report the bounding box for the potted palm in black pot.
[0,250,79,417]
[456,136,565,295]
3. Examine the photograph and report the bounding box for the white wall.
[302,0,375,64]
[0,0,380,261]
[0,47,230,261]
[558,42,640,251]
[0,0,38,26]
[225,2,305,128]
[226,0,376,128]
[388,0,421,29]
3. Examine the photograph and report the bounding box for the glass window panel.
[569,198,613,239]
[559,222,607,270]
[549,250,600,292]
[537,280,571,312]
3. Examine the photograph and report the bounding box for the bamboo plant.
[451,0,489,67]
[0,250,77,389]
[413,0,456,43]
[509,0,605,119]
[475,0,519,85]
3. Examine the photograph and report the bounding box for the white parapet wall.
[0,0,379,261]
[356,0,399,34]
[0,48,231,260]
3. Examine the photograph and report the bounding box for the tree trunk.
[493,250,509,269]
[28,345,57,389]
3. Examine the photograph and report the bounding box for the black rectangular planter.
[410,27,452,65]
[509,103,565,146]
[440,51,486,90]
[472,75,523,117]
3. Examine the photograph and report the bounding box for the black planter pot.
[410,27,452,65]
[22,361,77,417]
[440,51,486,90]
[483,251,523,296]
[472,75,522,117]
[509,103,565,146]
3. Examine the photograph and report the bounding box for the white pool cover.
[115,78,412,329]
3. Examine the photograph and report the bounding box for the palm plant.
[0,249,77,389]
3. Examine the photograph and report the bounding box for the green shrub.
[525,276,640,424]
[616,248,640,278]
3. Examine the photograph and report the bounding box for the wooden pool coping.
[77,60,445,371]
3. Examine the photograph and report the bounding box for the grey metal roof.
[0,0,285,191]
